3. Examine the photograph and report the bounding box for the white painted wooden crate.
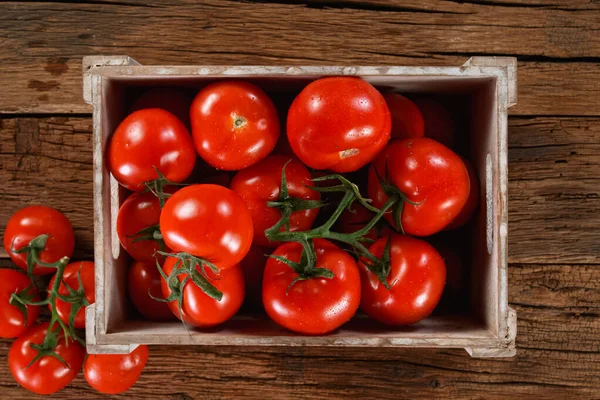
[83,56,517,357]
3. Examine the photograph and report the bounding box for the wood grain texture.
[2,115,598,264]
[1,0,600,115]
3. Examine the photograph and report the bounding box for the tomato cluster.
[109,79,477,335]
[2,207,148,395]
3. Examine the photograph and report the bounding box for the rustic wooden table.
[0,0,599,398]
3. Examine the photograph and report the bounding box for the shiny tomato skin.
[359,234,446,325]
[262,239,361,334]
[4,206,75,276]
[161,257,245,327]
[190,80,280,170]
[287,77,391,173]
[413,97,456,149]
[368,138,470,236]
[239,245,267,310]
[383,93,425,140]
[9,323,85,395]
[230,155,320,247]
[129,87,192,127]
[117,187,177,262]
[48,261,95,329]
[160,184,254,270]
[108,108,196,191]
[0,269,41,339]
[337,203,394,242]
[446,157,479,230]
[84,344,149,395]
[128,260,175,321]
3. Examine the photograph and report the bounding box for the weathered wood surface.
[1,0,600,115]
[0,0,599,398]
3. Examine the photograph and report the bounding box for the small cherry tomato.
[190,80,280,170]
[262,239,361,334]
[446,157,479,230]
[129,87,193,128]
[9,323,85,395]
[368,138,470,236]
[4,206,75,275]
[84,345,149,395]
[383,93,424,139]
[108,108,196,191]
[230,155,320,247]
[287,77,391,172]
[0,269,40,339]
[160,184,254,270]
[48,261,95,329]
[359,234,446,325]
[117,187,177,262]
[128,260,175,321]
[413,97,456,148]
[161,257,245,327]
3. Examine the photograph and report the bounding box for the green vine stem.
[9,234,86,367]
[143,167,187,207]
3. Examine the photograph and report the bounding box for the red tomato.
[108,108,196,191]
[262,239,361,334]
[413,97,456,148]
[337,203,394,242]
[190,80,280,170]
[4,206,75,275]
[359,234,446,325]
[129,87,192,127]
[230,156,320,247]
[287,77,391,173]
[383,93,424,139]
[0,269,40,339]
[128,260,175,321]
[446,157,479,229]
[161,257,245,327]
[117,187,177,262]
[84,345,149,395]
[9,323,85,395]
[368,138,470,236]
[48,261,95,329]
[160,184,254,270]
[239,245,267,310]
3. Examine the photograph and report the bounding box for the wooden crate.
[83,56,517,357]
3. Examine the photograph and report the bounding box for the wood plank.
[0,0,600,115]
[2,115,598,264]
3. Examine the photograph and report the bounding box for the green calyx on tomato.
[10,234,59,277]
[142,167,185,208]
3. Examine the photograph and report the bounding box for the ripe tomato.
[190,80,279,170]
[84,345,149,395]
[337,203,394,242]
[117,187,177,262]
[287,77,391,173]
[383,93,424,139]
[160,184,254,270]
[4,206,75,275]
[230,156,320,247]
[262,239,361,334]
[359,234,446,325]
[9,323,85,395]
[129,87,192,128]
[48,261,94,329]
[446,157,479,229]
[108,108,196,191]
[413,97,456,148]
[239,245,267,310]
[128,260,175,321]
[161,256,245,327]
[368,138,470,236]
[0,269,40,339]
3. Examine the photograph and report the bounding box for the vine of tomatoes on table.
[1,75,482,395]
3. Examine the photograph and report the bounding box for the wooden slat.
[1,115,598,264]
[0,0,599,115]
